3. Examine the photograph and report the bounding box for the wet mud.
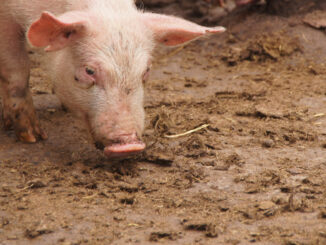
[1,2,326,245]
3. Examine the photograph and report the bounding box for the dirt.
[1,1,326,245]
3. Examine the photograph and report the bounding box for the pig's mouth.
[103,142,146,158]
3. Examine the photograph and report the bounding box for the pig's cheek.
[53,82,88,117]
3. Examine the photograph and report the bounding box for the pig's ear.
[27,11,87,52]
[141,13,226,46]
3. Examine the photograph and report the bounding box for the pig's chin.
[104,142,146,158]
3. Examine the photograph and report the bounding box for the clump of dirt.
[149,231,181,241]
[25,223,54,239]
[222,32,302,65]
[303,10,326,29]
[183,220,220,238]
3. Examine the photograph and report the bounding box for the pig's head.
[27,7,225,158]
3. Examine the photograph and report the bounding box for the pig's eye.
[85,67,95,76]
[74,67,96,89]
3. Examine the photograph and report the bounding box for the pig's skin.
[0,0,225,157]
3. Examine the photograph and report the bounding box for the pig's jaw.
[104,142,146,158]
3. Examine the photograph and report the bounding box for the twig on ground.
[164,124,210,139]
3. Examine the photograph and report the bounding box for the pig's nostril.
[94,141,105,150]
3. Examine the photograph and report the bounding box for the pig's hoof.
[15,120,48,143]
[2,108,47,143]
[17,127,48,143]
[104,143,146,158]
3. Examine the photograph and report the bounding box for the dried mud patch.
[222,31,302,65]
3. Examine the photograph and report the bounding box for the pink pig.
[0,0,225,158]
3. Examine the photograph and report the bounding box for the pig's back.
[1,0,68,28]
[1,0,136,30]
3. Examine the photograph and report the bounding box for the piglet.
[0,0,225,158]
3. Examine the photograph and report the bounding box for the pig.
[0,0,225,158]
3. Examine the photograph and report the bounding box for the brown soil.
[1,2,326,245]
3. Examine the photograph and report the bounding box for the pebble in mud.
[261,139,275,148]
[26,179,47,189]
[257,201,276,211]
[257,201,278,217]
[25,224,53,239]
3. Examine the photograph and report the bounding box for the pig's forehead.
[90,11,154,49]
[73,12,154,76]
[83,35,151,69]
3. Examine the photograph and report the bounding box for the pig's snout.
[96,133,145,158]
[88,101,145,159]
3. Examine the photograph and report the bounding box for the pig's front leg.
[0,22,47,143]
[1,84,47,142]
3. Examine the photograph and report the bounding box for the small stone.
[26,179,47,189]
[262,139,275,148]
[25,225,53,238]
[257,201,276,211]
[287,168,303,175]
[258,201,278,217]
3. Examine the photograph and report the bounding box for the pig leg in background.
[235,0,260,6]
[0,21,47,143]
[217,0,260,7]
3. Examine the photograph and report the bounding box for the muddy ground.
[1,1,326,245]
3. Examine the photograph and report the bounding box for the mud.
[1,2,326,245]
